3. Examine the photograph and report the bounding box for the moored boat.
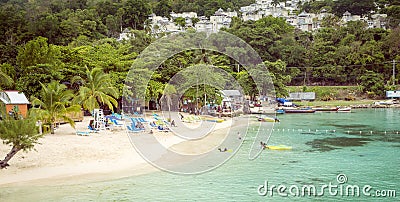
[337,107,351,112]
[258,115,279,122]
[313,107,339,112]
[284,109,316,113]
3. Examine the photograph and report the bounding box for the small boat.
[313,107,338,112]
[265,145,292,150]
[276,109,285,114]
[258,115,279,122]
[284,109,316,113]
[337,107,351,112]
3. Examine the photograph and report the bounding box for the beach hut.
[0,91,30,118]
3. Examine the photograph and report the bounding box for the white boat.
[337,107,351,112]
[258,115,279,122]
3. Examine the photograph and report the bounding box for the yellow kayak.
[265,145,292,150]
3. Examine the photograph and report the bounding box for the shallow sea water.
[1,109,399,201]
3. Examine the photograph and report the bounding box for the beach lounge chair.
[111,119,124,128]
[138,118,148,122]
[76,131,90,136]
[127,125,142,133]
[111,113,123,120]
[130,117,139,123]
[131,121,145,130]
[149,121,157,128]
[88,125,99,133]
[157,125,170,132]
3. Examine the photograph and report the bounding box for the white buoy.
[359,131,362,134]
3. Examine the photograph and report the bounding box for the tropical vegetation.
[0,0,398,106]
[0,109,43,169]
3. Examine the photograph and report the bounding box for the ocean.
[1,108,399,201]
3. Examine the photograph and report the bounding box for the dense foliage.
[0,0,399,101]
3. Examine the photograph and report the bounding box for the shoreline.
[0,114,236,187]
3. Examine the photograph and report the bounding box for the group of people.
[136,121,145,129]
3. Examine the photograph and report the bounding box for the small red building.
[0,91,30,118]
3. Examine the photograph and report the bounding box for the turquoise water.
[1,109,399,201]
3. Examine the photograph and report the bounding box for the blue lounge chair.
[131,121,145,130]
[111,113,123,120]
[112,119,124,126]
[130,117,139,123]
[157,125,170,132]
[76,131,90,136]
[138,118,147,122]
[127,125,141,133]
[88,125,99,133]
[149,122,157,128]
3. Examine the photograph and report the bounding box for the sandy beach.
[0,114,235,187]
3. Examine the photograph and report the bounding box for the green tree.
[16,36,60,73]
[73,67,119,113]
[30,81,81,134]
[0,117,43,169]
[173,17,186,30]
[332,0,376,16]
[0,64,13,90]
[154,0,172,18]
[359,70,385,98]
[123,0,152,30]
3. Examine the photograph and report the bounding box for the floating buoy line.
[248,127,400,135]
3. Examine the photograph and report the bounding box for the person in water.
[218,148,228,152]
[260,141,267,149]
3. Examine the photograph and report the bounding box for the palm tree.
[0,69,13,90]
[73,67,119,113]
[30,81,81,134]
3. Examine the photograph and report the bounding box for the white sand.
[0,115,233,187]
